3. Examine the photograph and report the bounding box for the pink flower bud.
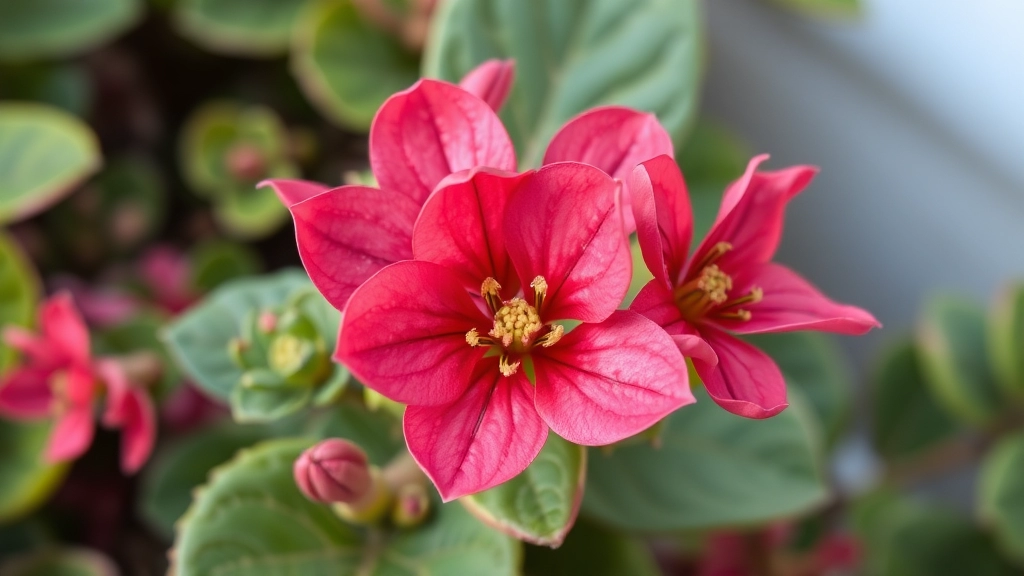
[257,310,277,333]
[458,59,515,112]
[294,439,371,503]
[225,143,267,182]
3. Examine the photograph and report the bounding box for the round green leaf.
[0,419,69,524]
[869,340,962,463]
[524,518,659,576]
[0,0,141,61]
[0,547,119,576]
[0,231,38,372]
[212,183,290,239]
[988,283,1024,401]
[162,269,326,400]
[292,0,420,131]
[175,0,313,57]
[140,423,270,539]
[979,430,1024,566]
[854,491,1017,576]
[0,103,102,224]
[423,0,704,167]
[171,439,521,576]
[582,388,828,532]
[462,432,585,547]
[745,332,852,449]
[917,296,1004,426]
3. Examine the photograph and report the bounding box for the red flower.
[262,61,673,312]
[0,293,156,473]
[337,163,694,501]
[630,155,880,419]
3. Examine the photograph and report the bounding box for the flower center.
[674,242,763,323]
[466,276,563,377]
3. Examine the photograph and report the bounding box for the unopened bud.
[225,143,267,182]
[391,483,430,528]
[294,439,371,503]
[257,310,277,333]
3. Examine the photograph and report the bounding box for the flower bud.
[257,310,277,333]
[458,59,515,112]
[294,439,371,503]
[225,143,267,182]
[391,483,430,528]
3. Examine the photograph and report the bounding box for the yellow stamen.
[530,276,548,313]
[715,310,752,321]
[695,265,732,304]
[466,328,496,347]
[481,277,503,314]
[488,297,542,353]
[691,241,733,273]
[499,354,520,377]
[537,324,564,347]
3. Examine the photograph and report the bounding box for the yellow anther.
[466,328,481,346]
[692,242,733,272]
[481,277,503,314]
[696,265,732,304]
[537,324,564,347]
[499,355,521,377]
[530,276,549,312]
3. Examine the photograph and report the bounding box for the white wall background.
[702,0,1024,372]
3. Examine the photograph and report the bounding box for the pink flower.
[337,163,694,501]
[630,155,880,419]
[262,61,673,312]
[0,293,98,463]
[0,293,156,473]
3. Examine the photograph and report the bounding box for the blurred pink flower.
[138,244,195,313]
[0,293,156,473]
[263,60,672,312]
[630,155,880,418]
[337,164,693,501]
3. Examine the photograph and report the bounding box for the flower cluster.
[273,61,878,500]
[0,293,156,473]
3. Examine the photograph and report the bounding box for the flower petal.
[404,359,546,502]
[41,292,90,367]
[504,162,631,323]
[45,404,95,463]
[630,280,717,365]
[0,368,54,419]
[259,178,330,207]
[412,168,529,295]
[693,327,788,419]
[458,59,515,112]
[290,185,419,311]
[715,263,881,335]
[533,310,693,445]
[371,79,516,205]
[543,107,673,232]
[337,261,489,406]
[117,388,157,474]
[690,155,817,274]
[630,155,693,288]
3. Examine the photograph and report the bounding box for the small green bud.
[391,483,430,528]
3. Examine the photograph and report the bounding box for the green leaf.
[0,419,69,524]
[213,182,291,239]
[0,547,119,576]
[988,283,1024,401]
[524,518,659,576]
[0,231,38,372]
[869,340,962,463]
[0,103,102,224]
[171,439,521,576]
[189,240,262,293]
[0,0,141,61]
[423,0,704,167]
[0,63,92,115]
[308,403,405,466]
[745,332,852,449]
[175,0,313,57]
[678,119,749,241]
[582,388,827,532]
[292,0,420,131]
[461,432,585,546]
[140,423,271,539]
[917,296,1004,426]
[978,430,1024,567]
[767,0,861,19]
[230,377,312,423]
[163,269,322,400]
[854,491,1017,576]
